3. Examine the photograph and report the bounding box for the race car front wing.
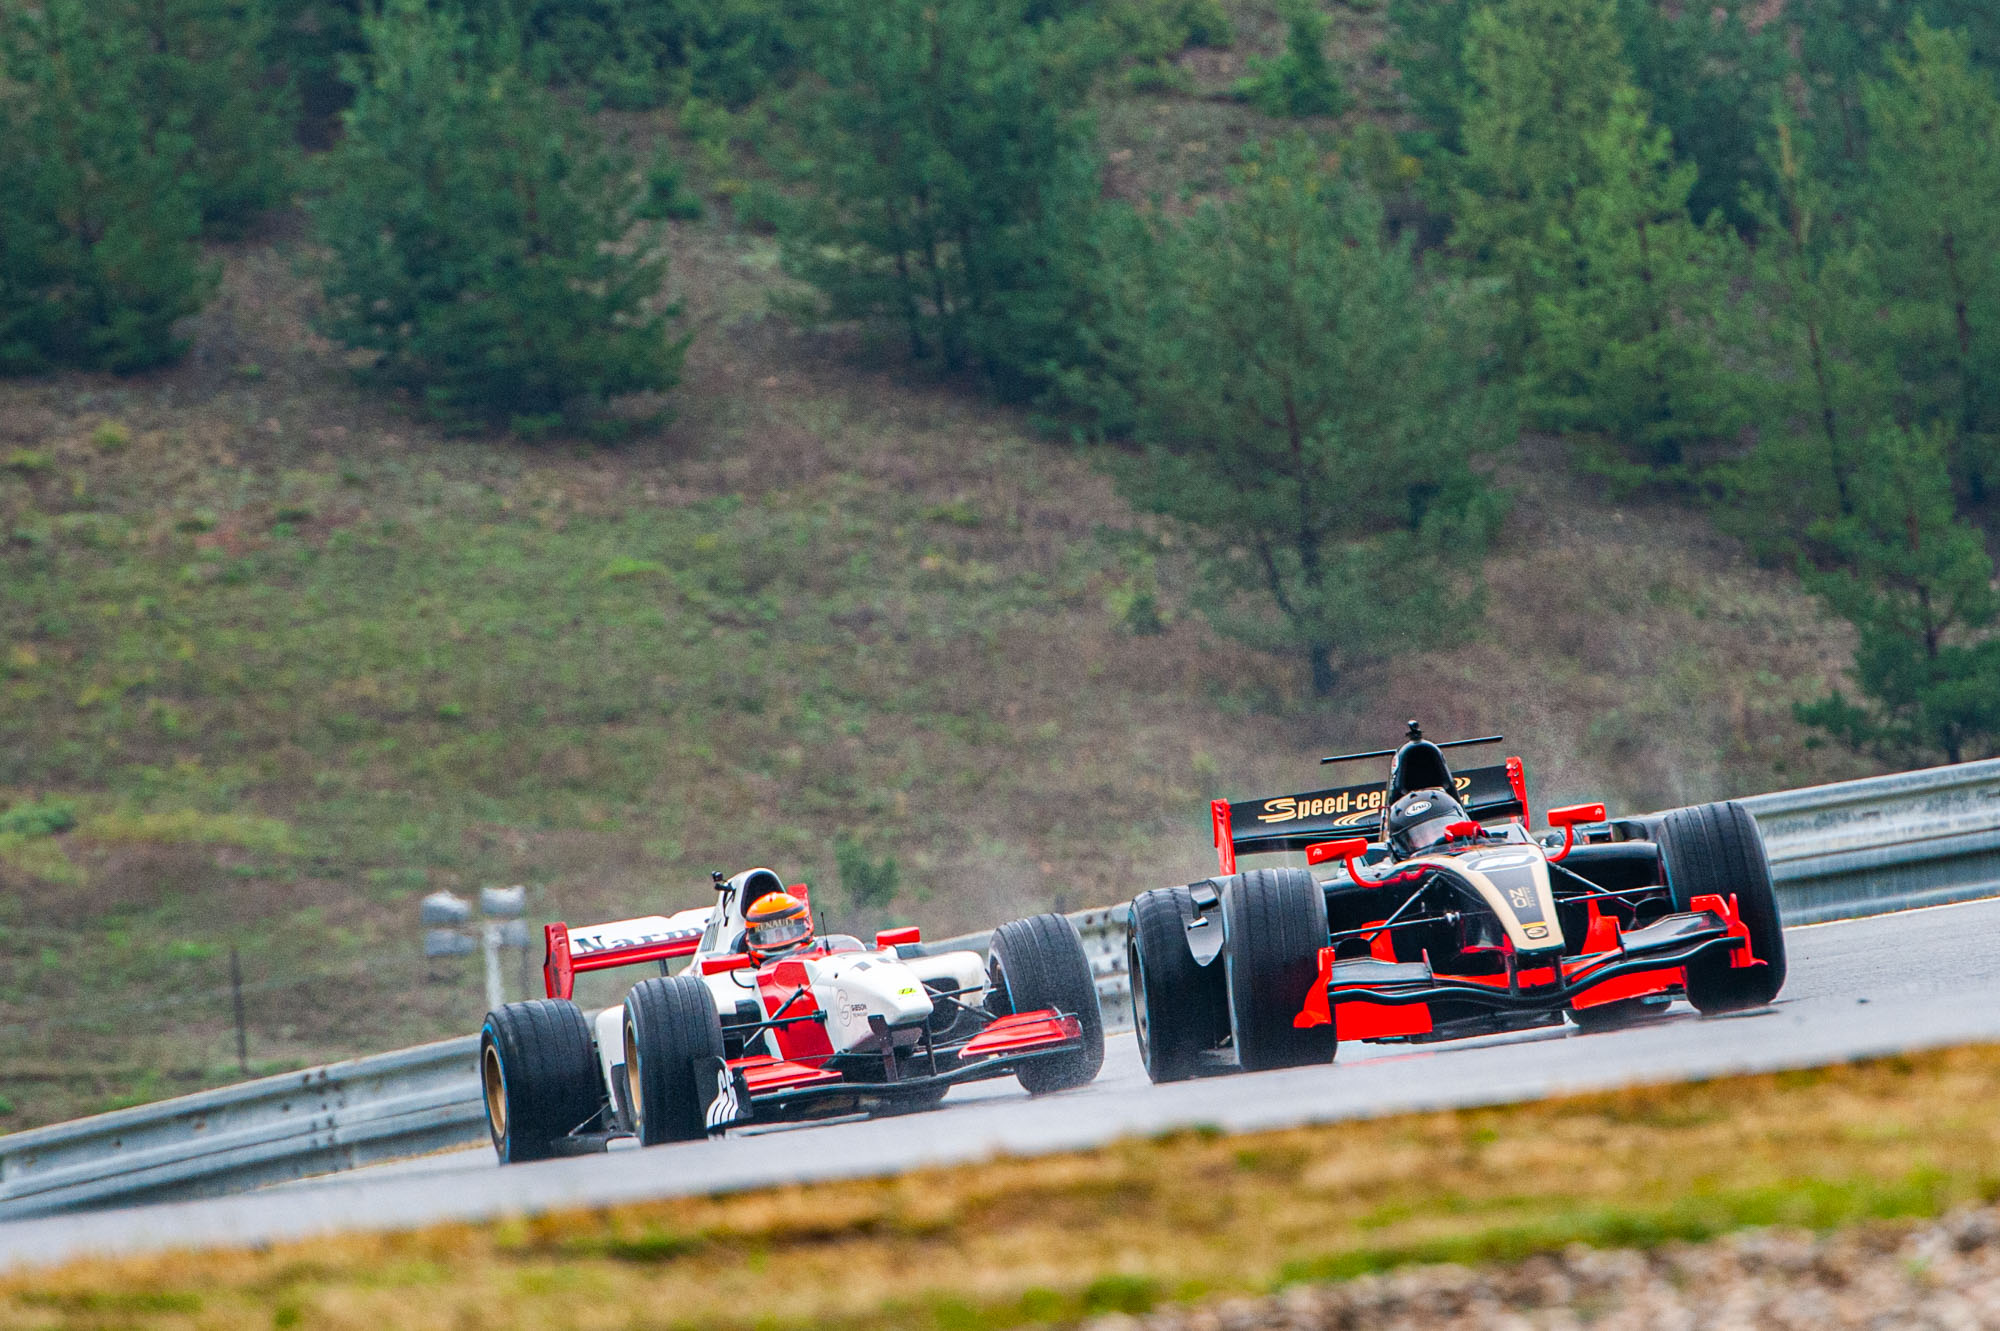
[704,1009,1086,1128]
[1295,893,1766,1040]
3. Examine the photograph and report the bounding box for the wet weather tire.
[1128,887,1229,1083]
[481,999,602,1164]
[623,976,727,1146]
[988,913,1106,1094]
[1660,800,1787,1013]
[1223,869,1337,1072]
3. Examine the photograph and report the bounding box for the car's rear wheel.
[480,999,602,1164]
[1128,886,1229,1083]
[623,976,727,1145]
[1222,869,1338,1072]
[987,913,1106,1094]
[1660,800,1787,1013]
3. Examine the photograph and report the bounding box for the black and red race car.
[1124,722,1787,1081]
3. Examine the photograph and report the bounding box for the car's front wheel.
[1660,800,1787,1013]
[623,976,728,1145]
[987,913,1106,1094]
[1222,869,1337,1072]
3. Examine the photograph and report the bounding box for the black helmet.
[1385,788,1471,859]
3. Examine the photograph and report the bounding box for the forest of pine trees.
[1,0,1997,758]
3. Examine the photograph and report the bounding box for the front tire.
[481,999,602,1164]
[987,913,1106,1094]
[623,976,727,1145]
[1660,800,1787,1013]
[1222,869,1337,1072]
[1128,887,1229,1083]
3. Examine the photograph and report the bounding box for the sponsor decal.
[897,985,919,996]
[705,1059,744,1131]
[1404,799,1433,815]
[1467,850,1538,872]
[570,926,701,956]
[1524,923,1550,940]
[1253,775,1476,826]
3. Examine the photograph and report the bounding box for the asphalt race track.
[7,896,2000,1269]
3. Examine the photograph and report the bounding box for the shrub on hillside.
[1232,0,1348,119]
[310,0,690,437]
[0,0,216,374]
[490,0,811,109]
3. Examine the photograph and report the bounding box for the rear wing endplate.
[543,907,713,1000]
[1210,758,1529,874]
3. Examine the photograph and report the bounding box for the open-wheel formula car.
[478,869,1105,1162]
[1125,722,1786,1082]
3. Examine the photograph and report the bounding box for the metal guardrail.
[0,1038,484,1222]
[1740,758,2000,923]
[8,758,2000,1220]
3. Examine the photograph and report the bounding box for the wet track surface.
[8,897,2000,1268]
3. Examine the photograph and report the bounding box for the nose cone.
[835,959,934,1026]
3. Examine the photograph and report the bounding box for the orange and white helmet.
[744,891,813,959]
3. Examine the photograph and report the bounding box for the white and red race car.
[478,868,1105,1162]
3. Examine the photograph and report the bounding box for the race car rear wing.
[1210,758,1529,874]
[542,907,714,1000]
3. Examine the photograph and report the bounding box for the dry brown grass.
[8,1045,2000,1330]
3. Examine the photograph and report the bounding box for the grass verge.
[8,1044,2000,1329]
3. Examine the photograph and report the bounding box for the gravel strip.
[1087,1207,2000,1331]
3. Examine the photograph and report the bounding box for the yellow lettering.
[1259,798,1297,824]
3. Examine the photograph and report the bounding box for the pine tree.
[1718,113,1890,561]
[310,0,687,436]
[1795,423,2000,765]
[1452,0,1632,356]
[1233,0,1348,119]
[116,0,294,238]
[262,0,364,145]
[1095,139,1510,697]
[1529,86,1744,471]
[779,0,1104,400]
[1860,20,2000,498]
[1614,0,1786,233]
[0,0,215,374]
[1385,0,1476,156]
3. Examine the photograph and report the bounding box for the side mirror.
[1305,837,1370,867]
[1544,803,1607,862]
[700,954,753,975]
[875,926,921,948]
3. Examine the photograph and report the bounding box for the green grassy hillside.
[0,2,1871,1129]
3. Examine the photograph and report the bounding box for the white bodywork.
[571,869,989,1105]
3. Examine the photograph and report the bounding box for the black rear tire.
[1128,887,1229,1083]
[623,975,727,1145]
[987,913,1106,1094]
[480,999,603,1164]
[1223,868,1338,1072]
[1660,800,1787,1013]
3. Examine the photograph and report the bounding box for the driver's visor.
[749,916,811,951]
[1401,813,1464,852]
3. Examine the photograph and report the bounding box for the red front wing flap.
[959,1009,1083,1059]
